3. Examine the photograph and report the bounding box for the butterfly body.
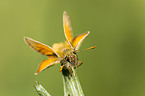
[62,49,78,66]
[24,11,94,75]
[60,49,78,70]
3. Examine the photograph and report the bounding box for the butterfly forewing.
[72,32,90,50]
[63,11,74,49]
[24,37,59,57]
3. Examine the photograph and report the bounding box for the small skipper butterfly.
[24,11,95,76]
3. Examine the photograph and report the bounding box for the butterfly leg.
[67,65,73,73]
[66,65,74,78]
[73,61,83,76]
[59,65,65,72]
[76,61,83,68]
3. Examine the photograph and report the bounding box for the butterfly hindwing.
[35,58,60,75]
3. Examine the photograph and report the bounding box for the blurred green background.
[1,0,145,96]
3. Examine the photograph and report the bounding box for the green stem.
[34,68,84,96]
[62,67,85,96]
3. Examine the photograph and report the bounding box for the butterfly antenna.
[75,46,96,53]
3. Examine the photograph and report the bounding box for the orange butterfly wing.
[63,11,74,49]
[24,37,59,57]
[35,58,60,75]
[72,32,90,50]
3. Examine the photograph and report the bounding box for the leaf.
[34,81,51,96]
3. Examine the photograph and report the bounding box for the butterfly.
[24,11,95,76]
